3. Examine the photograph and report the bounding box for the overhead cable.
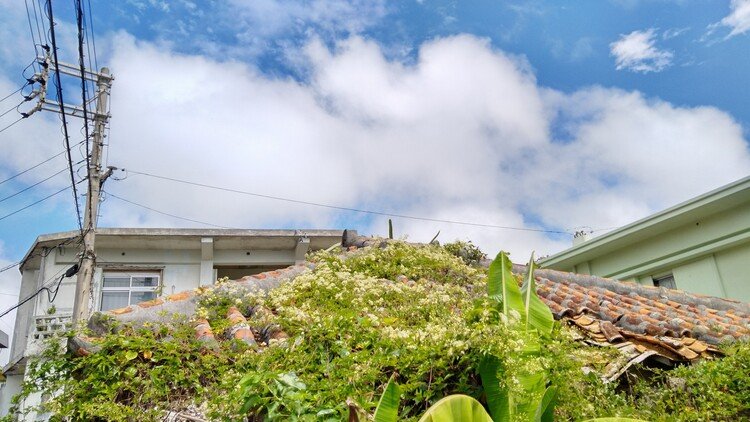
[123,169,571,235]
[0,263,78,320]
[0,141,83,186]
[74,0,93,230]
[105,191,234,229]
[0,167,67,203]
[0,86,25,104]
[0,233,82,275]
[46,0,83,234]
[0,117,24,135]
[0,181,81,222]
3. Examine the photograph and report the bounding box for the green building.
[540,175,750,303]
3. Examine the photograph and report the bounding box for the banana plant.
[482,252,557,421]
[487,251,553,336]
[366,376,644,422]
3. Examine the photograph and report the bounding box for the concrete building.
[0,228,347,417]
[541,176,750,303]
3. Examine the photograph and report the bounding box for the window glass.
[101,291,129,311]
[131,291,157,304]
[101,272,160,310]
[102,276,130,288]
[132,276,159,287]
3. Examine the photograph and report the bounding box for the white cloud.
[710,0,750,39]
[609,29,673,73]
[94,32,750,259]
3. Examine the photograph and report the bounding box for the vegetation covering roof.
[6,238,750,421]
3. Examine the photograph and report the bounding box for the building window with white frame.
[100,271,160,311]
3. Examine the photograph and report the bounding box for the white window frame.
[100,271,161,311]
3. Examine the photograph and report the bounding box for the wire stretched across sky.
[46,0,84,234]
[105,191,234,229]
[0,141,83,186]
[121,168,571,235]
[0,180,82,223]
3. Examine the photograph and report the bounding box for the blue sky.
[0,0,749,326]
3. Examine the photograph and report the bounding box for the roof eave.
[540,175,750,268]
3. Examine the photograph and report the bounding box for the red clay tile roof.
[528,267,750,363]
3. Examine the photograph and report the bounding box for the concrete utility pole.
[72,67,112,324]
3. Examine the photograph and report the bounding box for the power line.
[0,233,82,275]
[46,0,83,234]
[0,86,24,104]
[0,101,24,120]
[86,0,99,71]
[74,0,94,232]
[23,0,40,59]
[105,191,234,229]
[0,141,82,186]
[0,263,78,320]
[0,118,24,135]
[0,167,67,203]
[123,169,571,235]
[0,182,80,222]
[30,0,46,48]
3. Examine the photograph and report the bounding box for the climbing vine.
[4,242,749,421]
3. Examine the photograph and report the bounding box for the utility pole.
[72,67,112,324]
[35,55,114,323]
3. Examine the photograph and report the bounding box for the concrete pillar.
[200,237,214,286]
[294,237,310,264]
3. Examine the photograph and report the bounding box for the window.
[100,271,160,311]
[652,273,676,289]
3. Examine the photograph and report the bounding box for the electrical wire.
[30,0,46,48]
[0,101,25,120]
[0,118,24,135]
[121,169,570,234]
[0,180,82,222]
[0,233,82,275]
[23,0,40,61]
[105,191,235,229]
[0,263,78,320]
[46,0,84,234]
[74,0,94,231]
[86,0,98,71]
[0,86,25,104]
[0,167,67,203]
[0,141,83,186]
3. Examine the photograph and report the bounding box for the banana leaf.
[488,251,525,319]
[521,253,554,336]
[534,386,557,422]
[418,395,494,422]
[478,355,510,422]
[374,375,401,422]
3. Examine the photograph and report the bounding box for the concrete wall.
[0,375,22,418]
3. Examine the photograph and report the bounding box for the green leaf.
[521,253,554,336]
[478,355,510,422]
[516,372,545,418]
[488,251,524,319]
[124,350,138,361]
[374,375,401,422]
[534,386,557,422]
[585,419,649,421]
[277,372,306,390]
[418,395,494,422]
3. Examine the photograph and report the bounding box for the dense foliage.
[4,241,749,421]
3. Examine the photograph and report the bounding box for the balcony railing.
[31,313,72,342]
